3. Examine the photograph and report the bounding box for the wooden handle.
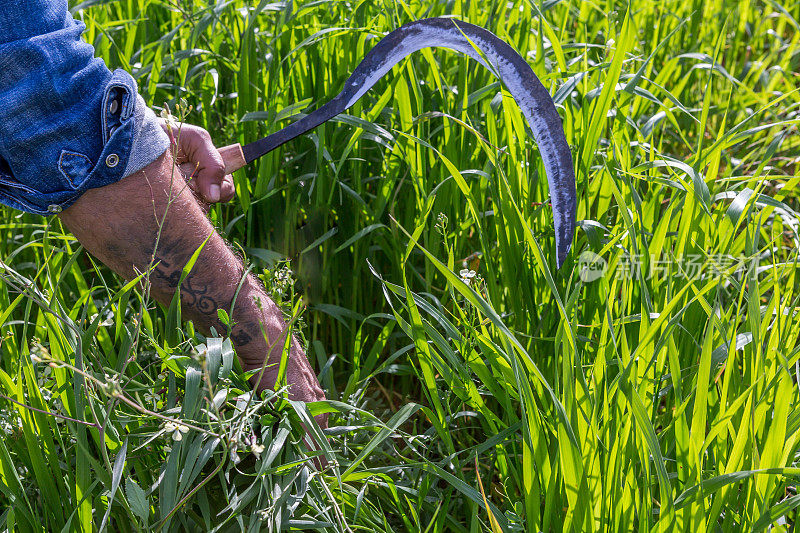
[219,143,247,174]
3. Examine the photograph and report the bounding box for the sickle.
[219,17,576,267]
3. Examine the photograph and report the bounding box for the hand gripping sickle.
[218,17,577,267]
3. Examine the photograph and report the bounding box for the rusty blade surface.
[242,17,576,266]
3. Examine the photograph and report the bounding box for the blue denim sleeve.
[0,0,170,215]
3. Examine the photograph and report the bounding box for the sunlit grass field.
[1,0,799,530]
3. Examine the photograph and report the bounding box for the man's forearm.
[147,230,283,372]
[58,151,325,405]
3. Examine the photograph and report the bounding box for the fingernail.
[208,184,220,202]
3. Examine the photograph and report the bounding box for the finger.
[178,162,198,184]
[220,175,236,203]
[315,412,329,430]
[303,434,329,470]
[299,378,329,431]
[178,125,226,203]
[175,163,213,213]
[298,410,330,469]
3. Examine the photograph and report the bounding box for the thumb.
[175,124,227,203]
[191,155,224,203]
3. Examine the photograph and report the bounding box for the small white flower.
[459,269,476,284]
[29,341,49,363]
[251,442,265,457]
[102,373,123,397]
[90,313,114,327]
[163,421,190,441]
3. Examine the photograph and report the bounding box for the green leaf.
[126,478,149,522]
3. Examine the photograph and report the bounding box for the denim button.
[48,204,62,214]
[106,154,120,168]
[109,99,119,115]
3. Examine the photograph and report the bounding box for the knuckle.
[210,161,226,179]
[184,124,202,138]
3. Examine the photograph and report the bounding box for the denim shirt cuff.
[63,69,170,211]
[0,69,169,215]
[124,93,170,180]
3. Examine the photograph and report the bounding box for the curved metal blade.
[243,17,576,267]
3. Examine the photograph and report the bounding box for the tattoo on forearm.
[151,255,222,323]
[231,328,255,347]
[150,239,263,348]
[105,234,271,351]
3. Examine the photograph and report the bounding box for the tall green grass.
[1,0,799,530]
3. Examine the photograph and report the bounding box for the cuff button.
[48,204,62,214]
[109,99,119,115]
[106,154,120,168]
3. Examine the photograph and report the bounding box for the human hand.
[275,341,330,459]
[160,120,236,204]
[248,334,328,430]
